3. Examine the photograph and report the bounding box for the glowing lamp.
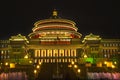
[10,63,15,68]
[74,65,78,68]
[34,70,37,74]
[71,61,74,65]
[24,55,28,59]
[5,62,9,66]
[77,69,81,73]
[36,65,40,69]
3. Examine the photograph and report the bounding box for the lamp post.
[33,61,42,79]
[68,61,81,79]
[34,69,37,79]
[77,69,81,73]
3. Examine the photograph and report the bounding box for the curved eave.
[34,19,76,27]
[28,30,82,39]
[32,25,78,32]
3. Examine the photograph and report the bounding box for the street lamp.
[29,60,32,64]
[114,61,117,64]
[112,65,115,68]
[5,62,9,66]
[39,62,42,65]
[24,54,28,59]
[36,65,40,69]
[104,61,107,64]
[74,65,78,69]
[84,54,87,58]
[77,69,81,73]
[34,69,37,74]
[71,61,74,65]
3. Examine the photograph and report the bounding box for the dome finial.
[52,9,58,17]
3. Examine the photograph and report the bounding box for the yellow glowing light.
[74,65,78,68]
[104,61,107,64]
[106,62,112,67]
[39,62,42,65]
[71,61,74,65]
[5,62,8,66]
[29,60,32,64]
[24,55,28,59]
[77,69,81,73]
[84,54,87,58]
[114,61,117,64]
[34,70,37,74]
[36,65,40,69]
[112,65,115,68]
[85,63,91,67]
[10,63,15,68]
[97,62,102,67]
[53,9,57,16]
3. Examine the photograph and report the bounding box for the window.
[35,50,39,57]
[67,50,70,57]
[59,49,64,57]
[47,49,52,57]
[38,50,40,57]
[53,49,58,57]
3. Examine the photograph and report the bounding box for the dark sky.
[0,0,120,39]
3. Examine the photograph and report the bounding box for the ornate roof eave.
[9,34,28,41]
[101,39,120,42]
[28,30,82,38]
[29,30,82,35]
[34,18,76,27]
[32,25,78,32]
[82,33,101,43]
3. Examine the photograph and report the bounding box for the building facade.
[0,10,120,79]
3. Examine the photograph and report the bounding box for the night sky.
[0,0,119,39]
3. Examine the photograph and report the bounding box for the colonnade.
[34,49,77,63]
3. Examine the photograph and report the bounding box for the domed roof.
[34,10,77,29]
[28,10,82,39]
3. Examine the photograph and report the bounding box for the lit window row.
[102,49,118,53]
[0,50,10,59]
[103,43,120,47]
[0,50,9,54]
[0,40,10,43]
[34,49,76,57]
[91,47,99,51]
[34,58,77,63]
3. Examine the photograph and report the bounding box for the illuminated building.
[0,10,120,79]
[28,10,82,64]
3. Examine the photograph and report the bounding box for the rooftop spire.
[52,9,58,17]
[50,9,60,19]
